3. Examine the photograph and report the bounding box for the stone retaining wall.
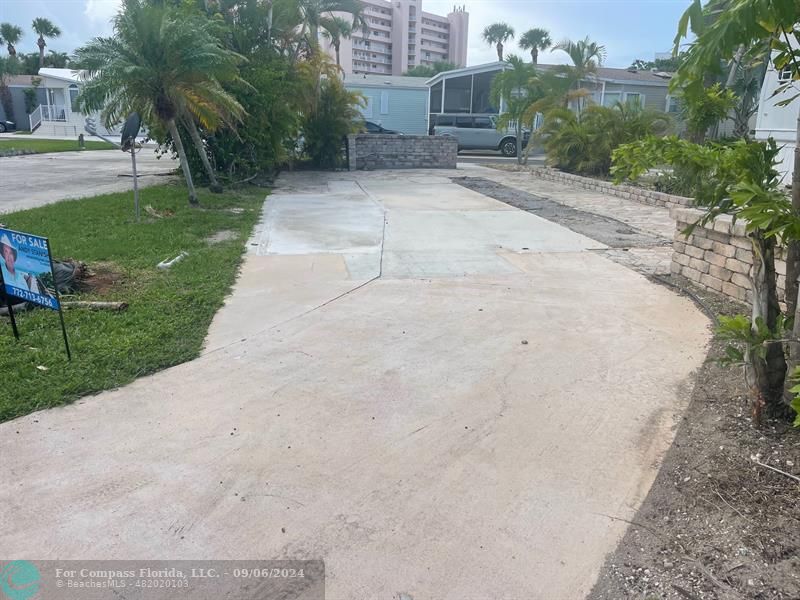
[670,207,787,305]
[347,134,457,170]
[527,167,693,210]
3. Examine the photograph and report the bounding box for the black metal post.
[0,269,19,340]
[46,244,71,361]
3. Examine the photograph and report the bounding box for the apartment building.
[324,1,469,76]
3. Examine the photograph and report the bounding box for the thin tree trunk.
[185,118,222,193]
[782,115,800,409]
[38,38,45,68]
[516,121,522,165]
[749,233,786,424]
[497,43,503,61]
[167,118,199,206]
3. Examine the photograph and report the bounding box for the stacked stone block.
[347,134,458,170]
[670,207,787,305]
[526,167,694,210]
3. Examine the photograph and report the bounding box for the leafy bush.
[538,102,670,176]
[300,77,364,169]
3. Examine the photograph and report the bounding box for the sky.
[0,0,692,69]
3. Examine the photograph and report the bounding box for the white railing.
[29,105,43,131]
[41,105,68,122]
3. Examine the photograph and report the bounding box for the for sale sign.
[0,227,59,309]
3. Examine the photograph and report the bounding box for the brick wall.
[670,207,787,305]
[526,167,694,211]
[347,134,457,170]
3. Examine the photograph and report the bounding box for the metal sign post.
[0,271,20,341]
[47,246,71,361]
[130,145,140,222]
[85,113,142,223]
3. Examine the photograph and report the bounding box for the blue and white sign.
[0,228,59,310]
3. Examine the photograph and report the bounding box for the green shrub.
[538,102,670,176]
[300,77,364,169]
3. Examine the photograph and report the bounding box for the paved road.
[0,148,175,213]
[0,166,710,598]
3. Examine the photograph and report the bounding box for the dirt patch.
[452,176,669,248]
[81,262,127,295]
[588,276,800,600]
[205,229,239,245]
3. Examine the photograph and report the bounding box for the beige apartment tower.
[324,1,469,76]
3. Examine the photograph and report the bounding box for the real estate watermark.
[0,560,324,599]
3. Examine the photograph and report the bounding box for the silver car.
[432,114,529,157]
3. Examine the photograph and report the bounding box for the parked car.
[432,114,529,157]
[0,120,16,133]
[363,121,401,135]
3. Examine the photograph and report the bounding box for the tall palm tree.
[320,15,353,68]
[518,27,551,64]
[552,36,606,109]
[297,0,364,52]
[74,0,245,206]
[482,22,515,61]
[31,18,61,68]
[490,55,542,164]
[0,23,23,57]
[553,36,606,80]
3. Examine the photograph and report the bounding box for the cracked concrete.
[1,166,710,599]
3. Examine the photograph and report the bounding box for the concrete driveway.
[0,148,175,213]
[0,166,710,599]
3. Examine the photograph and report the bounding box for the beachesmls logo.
[0,561,41,600]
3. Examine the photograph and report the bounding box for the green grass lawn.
[0,137,116,154]
[0,183,265,422]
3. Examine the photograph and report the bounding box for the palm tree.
[74,0,245,206]
[320,15,353,68]
[553,36,606,80]
[297,0,364,52]
[518,27,551,64]
[552,36,606,109]
[482,22,514,61]
[31,18,61,68]
[0,23,23,56]
[490,55,543,164]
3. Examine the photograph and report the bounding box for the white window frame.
[380,91,389,115]
[623,92,645,107]
[778,66,793,82]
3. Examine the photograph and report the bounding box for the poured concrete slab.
[1,167,710,600]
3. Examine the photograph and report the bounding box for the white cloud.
[84,0,122,30]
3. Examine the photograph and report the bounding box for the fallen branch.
[62,301,128,312]
[751,457,800,484]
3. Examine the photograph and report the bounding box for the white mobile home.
[755,60,799,183]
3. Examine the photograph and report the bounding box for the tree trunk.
[782,115,800,409]
[516,121,522,165]
[38,37,45,68]
[531,49,537,64]
[7,43,15,56]
[749,233,786,424]
[167,119,199,206]
[335,42,341,67]
[185,118,222,193]
[497,43,503,61]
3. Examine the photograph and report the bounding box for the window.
[455,116,473,128]
[779,67,793,82]
[602,92,621,107]
[473,117,494,129]
[380,91,389,115]
[436,115,454,126]
[624,92,644,107]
